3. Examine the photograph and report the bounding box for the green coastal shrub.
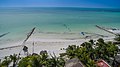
[0,38,119,67]
[60,38,119,67]
[18,52,65,67]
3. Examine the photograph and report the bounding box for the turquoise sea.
[0,7,120,45]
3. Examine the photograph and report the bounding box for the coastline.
[0,7,120,60]
[0,34,115,59]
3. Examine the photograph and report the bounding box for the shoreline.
[0,37,88,58]
[0,35,115,59]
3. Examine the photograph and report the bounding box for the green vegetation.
[114,36,120,41]
[0,38,119,67]
[18,52,65,67]
[0,54,19,67]
[60,38,119,67]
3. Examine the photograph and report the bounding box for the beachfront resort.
[0,0,120,67]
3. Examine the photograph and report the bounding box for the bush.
[60,38,119,67]
[0,38,119,67]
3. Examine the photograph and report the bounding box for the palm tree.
[18,55,42,67]
[1,56,11,67]
[9,54,18,67]
[62,38,119,67]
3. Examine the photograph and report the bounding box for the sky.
[0,0,120,8]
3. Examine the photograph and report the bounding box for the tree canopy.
[0,38,119,67]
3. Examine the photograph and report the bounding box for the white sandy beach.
[0,32,115,59]
[0,39,86,58]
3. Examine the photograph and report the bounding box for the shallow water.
[0,7,120,46]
